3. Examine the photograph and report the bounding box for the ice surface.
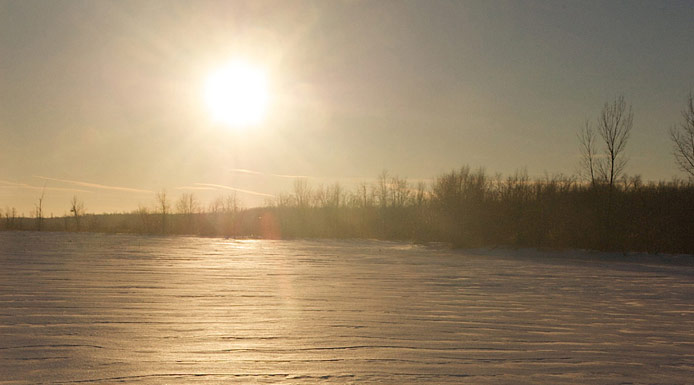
[1,232,693,384]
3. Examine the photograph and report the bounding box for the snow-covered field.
[1,232,693,384]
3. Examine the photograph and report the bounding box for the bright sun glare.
[204,61,269,128]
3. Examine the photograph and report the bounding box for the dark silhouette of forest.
[2,168,693,255]
[3,94,694,255]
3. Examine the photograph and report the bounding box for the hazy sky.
[1,0,693,214]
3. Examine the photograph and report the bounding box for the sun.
[204,61,270,128]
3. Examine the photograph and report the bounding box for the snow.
[1,232,693,384]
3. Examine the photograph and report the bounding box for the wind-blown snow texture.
[1,232,693,384]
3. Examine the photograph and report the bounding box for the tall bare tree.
[414,181,427,207]
[376,170,390,208]
[135,205,151,233]
[209,193,239,214]
[325,182,343,208]
[224,192,239,214]
[390,175,410,208]
[579,96,633,188]
[34,188,46,231]
[4,207,17,230]
[69,196,84,231]
[669,92,694,177]
[293,179,312,208]
[351,182,373,208]
[176,193,199,233]
[312,184,327,207]
[596,96,633,188]
[155,190,169,234]
[176,193,199,215]
[578,120,598,186]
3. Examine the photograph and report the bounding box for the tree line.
[2,93,693,254]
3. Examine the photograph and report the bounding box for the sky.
[1,0,693,215]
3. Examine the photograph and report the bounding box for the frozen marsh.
[1,232,693,384]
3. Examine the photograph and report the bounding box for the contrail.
[230,168,310,179]
[34,176,153,194]
[174,185,218,191]
[194,183,275,198]
[229,168,264,176]
[229,168,395,182]
[269,172,311,179]
[0,179,92,193]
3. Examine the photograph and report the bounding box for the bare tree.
[669,92,694,177]
[4,207,17,230]
[135,204,151,233]
[176,193,199,215]
[273,192,294,208]
[293,179,312,208]
[596,96,633,188]
[376,170,390,208]
[155,190,169,234]
[34,188,46,231]
[211,193,239,214]
[69,196,84,231]
[351,182,373,208]
[176,193,199,233]
[325,182,343,208]
[578,120,599,186]
[224,193,240,213]
[390,175,410,208]
[312,184,327,207]
[209,196,223,214]
[414,181,427,207]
